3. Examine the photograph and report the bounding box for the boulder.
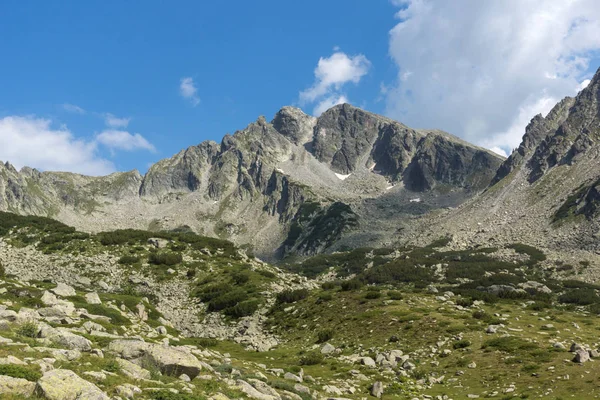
[321,343,336,354]
[360,357,376,368]
[237,379,278,400]
[84,293,101,305]
[116,358,151,380]
[51,283,76,297]
[35,369,109,400]
[115,384,142,399]
[284,372,302,383]
[107,340,149,359]
[146,345,203,379]
[0,375,36,397]
[47,329,92,352]
[371,381,384,398]
[574,349,590,363]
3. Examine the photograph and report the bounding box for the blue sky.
[1,1,599,175]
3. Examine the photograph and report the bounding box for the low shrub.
[118,255,140,265]
[340,279,363,291]
[0,364,42,381]
[149,251,183,266]
[16,321,38,338]
[316,328,335,343]
[387,290,403,300]
[453,339,471,349]
[224,299,259,318]
[276,289,309,304]
[299,351,324,365]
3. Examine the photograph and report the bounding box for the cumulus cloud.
[180,77,200,106]
[0,116,114,175]
[300,51,371,116]
[104,113,131,128]
[96,130,156,153]
[62,103,86,114]
[386,0,600,155]
[313,95,349,117]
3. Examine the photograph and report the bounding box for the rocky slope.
[406,67,600,269]
[0,105,503,260]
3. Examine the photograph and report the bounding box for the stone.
[84,292,101,305]
[247,378,281,398]
[468,362,477,369]
[0,355,26,365]
[115,384,142,399]
[360,357,376,367]
[590,349,600,358]
[116,358,152,380]
[146,344,203,379]
[0,310,17,322]
[41,291,59,306]
[573,349,590,363]
[51,283,76,297]
[108,340,149,359]
[83,371,106,381]
[179,374,191,382]
[371,381,384,398]
[321,343,335,354]
[0,375,36,397]
[156,326,168,335]
[284,372,302,383]
[35,369,109,400]
[486,325,499,334]
[237,379,278,400]
[47,329,92,352]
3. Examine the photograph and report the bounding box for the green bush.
[0,364,42,381]
[387,290,403,300]
[16,321,38,338]
[365,290,382,299]
[317,292,333,303]
[453,339,471,349]
[224,299,259,318]
[149,251,183,266]
[257,270,276,279]
[207,289,248,312]
[340,279,363,291]
[456,297,474,307]
[316,328,334,343]
[232,270,251,285]
[276,289,309,304]
[558,288,599,305]
[118,255,140,265]
[299,351,324,365]
[321,281,338,290]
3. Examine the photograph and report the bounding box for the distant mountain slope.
[0,104,503,259]
[410,67,600,264]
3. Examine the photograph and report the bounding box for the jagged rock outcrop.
[410,66,600,258]
[0,104,504,259]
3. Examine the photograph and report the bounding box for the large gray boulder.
[51,283,76,297]
[145,344,203,379]
[35,369,110,400]
[0,375,36,397]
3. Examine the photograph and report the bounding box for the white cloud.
[386,0,600,153]
[0,116,114,175]
[300,52,371,103]
[104,113,131,128]
[180,77,200,106]
[96,130,156,153]
[62,103,86,114]
[313,95,349,117]
[299,51,371,116]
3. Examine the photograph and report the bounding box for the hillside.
[401,67,600,273]
[0,212,599,399]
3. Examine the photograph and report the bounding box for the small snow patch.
[409,198,421,203]
[275,168,285,174]
[335,173,351,181]
[386,185,394,190]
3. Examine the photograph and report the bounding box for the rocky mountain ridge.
[0,104,504,260]
[407,67,600,268]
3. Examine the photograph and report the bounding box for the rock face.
[0,104,503,260]
[411,66,600,257]
[35,369,110,400]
